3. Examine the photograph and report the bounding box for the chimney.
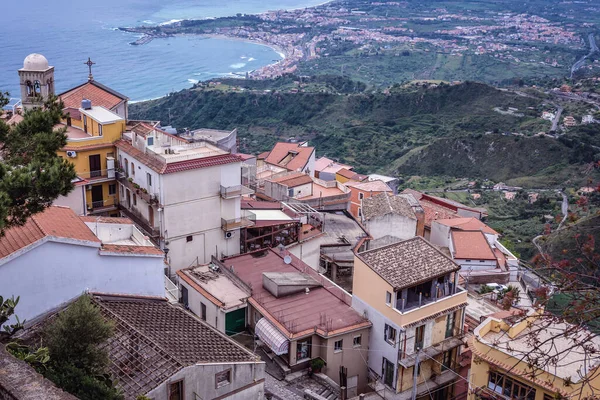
[414,205,425,237]
[81,99,92,110]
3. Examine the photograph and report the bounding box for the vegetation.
[0,295,24,340]
[42,296,122,400]
[0,93,76,234]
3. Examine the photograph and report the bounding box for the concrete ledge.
[304,389,329,400]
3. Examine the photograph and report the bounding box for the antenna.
[283,255,292,264]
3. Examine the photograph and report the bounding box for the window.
[442,349,453,371]
[98,124,103,136]
[384,324,397,345]
[445,311,456,338]
[385,291,392,306]
[147,172,152,187]
[26,81,33,97]
[83,115,88,133]
[359,192,364,200]
[108,184,116,195]
[33,80,41,95]
[201,303,207,321]
[415,325,425,350]
[334,339,343,352]
[147,136,154,146]
[488,371,536,400]
[131,162,135,176]
[186,235,193,242]
[296,338,312,360]
[133,194,137,206]
[124,158,129,177]
[215,369,231,388]
[465,259,472,262]
[353,335,362,347]
[169,380,183,400]
[358,207,362,218]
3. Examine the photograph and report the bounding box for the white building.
[115,127,253,274]
[0,206,164,323]
[176,261,251,336]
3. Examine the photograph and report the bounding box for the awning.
[255,318,289,355]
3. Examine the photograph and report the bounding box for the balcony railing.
[398,335,464,368]
[221,211,256,231]
[117,175,161,206]
[79,168,115,181]
[394,286,465,314]
[119,205,160,238]
[165,275,179,303]
[87,195,117,213]
[220,184,254,199]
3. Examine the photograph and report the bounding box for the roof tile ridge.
[385,192,393,213]
[30,213,49,237]
[93,298,186,367]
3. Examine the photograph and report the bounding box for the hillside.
[131,79,596,185]
[540,214,600,264]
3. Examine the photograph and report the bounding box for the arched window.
[33,80,41,95]
[47,79,53,94]
[131,162,135,176]
[124,158,129,177]
[26,81,33,97]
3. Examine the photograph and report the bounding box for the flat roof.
[147,141,227,161]
[80,106,124,124]
[177,265,250,310]
[252,209,294,222]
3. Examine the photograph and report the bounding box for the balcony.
[119,205,160,238]
[87,195,117,214]
[221,211,256,231]
[394,277,464,314]
[398,336,464,368]
[220,184,254,199]
[79,168,115,183]
[117,175,161,206]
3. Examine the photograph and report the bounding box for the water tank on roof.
[81,99,92,110]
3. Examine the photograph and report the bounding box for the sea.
[0,0,325,102]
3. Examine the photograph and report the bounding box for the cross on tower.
[84,57,95,81]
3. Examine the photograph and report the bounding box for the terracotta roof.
[128,122,155,137]
[345,179,392,193]
[422,193,487,216]
[257,151,270,159]
[80,216,133,225]
[234,153,256,161]
[401,188,424,200]
[336,168,357,179]
[358,236,460,290]
[224,249,371,338]
[115,139,165,173]
[362,192,416,221]
[163,153,241,174]
[59,81,127,111]
[451,230,496,261]
[264,142,314,171]
[92,295,258,399]
[0,206,100,259]
[419,199,460,228]
[100,244,164,256]
[270,172,313,187]
[434,217,498,235]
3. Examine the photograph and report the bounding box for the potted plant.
[142,188,148,194]
[310,358,325,374]
[128,177,133,183]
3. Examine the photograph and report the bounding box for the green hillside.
[131,79,595,185]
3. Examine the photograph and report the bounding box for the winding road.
[532,191,569,257]
[570,33,599,78]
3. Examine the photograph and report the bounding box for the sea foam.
[229,63,247,69]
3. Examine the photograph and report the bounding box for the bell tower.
[18,53,55,110]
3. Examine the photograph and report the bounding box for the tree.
[0,295,25,340]
[43,295,122,400]
[0,92,76,234]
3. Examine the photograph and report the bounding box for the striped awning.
[255,318,289,355]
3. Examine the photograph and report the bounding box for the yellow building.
[351,236,468,400]
[468,310,600,400]
[57,104,126,215]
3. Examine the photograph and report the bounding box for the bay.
[0,0,324,101]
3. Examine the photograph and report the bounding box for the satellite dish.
[283,255,292,264]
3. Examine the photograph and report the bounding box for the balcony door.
[383,358,394,388]
[89,154,101,178]
[91,185,103,208]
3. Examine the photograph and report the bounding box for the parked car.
[485,283,508,292]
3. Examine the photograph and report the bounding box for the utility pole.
[411,349,420,400]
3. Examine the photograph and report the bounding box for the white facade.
[116,132,246,274]
[54,184,87,216]
[364,214,417,248]
[0,240,164,323]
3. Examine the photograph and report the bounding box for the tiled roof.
[234,153,256,161]
[434,217,498,235]
[163,153,241,174]
[362,192,416,221]
[401,188,424,200]
[93,295,258,399]
[345,179,392,193]
[336,168,357,179]
[128,122,155,137]
[270,172,313,187]
[264,142,314,171]
[0,206,100,259]
[358,236,460,290]
[100,244,164,256]
[224,249,371,338]
[419,199,460,228]
[451,230,496,261]
[115,140,165,173]
[241,200,282,210]
[59,81,127,111]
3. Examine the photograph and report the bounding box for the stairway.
[316,387,339,400]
